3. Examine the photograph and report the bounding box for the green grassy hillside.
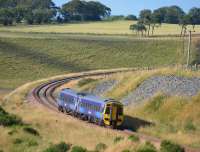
[0,21,200,35]
[0,35,182,89]
[129,94,200,148]
[71,68,200,148]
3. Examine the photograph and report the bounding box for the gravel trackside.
[89,79,118,96]
[121,75,200,105]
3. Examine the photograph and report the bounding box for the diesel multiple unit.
[57,88,124,128]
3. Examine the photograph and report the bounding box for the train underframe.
[58,106,118,129]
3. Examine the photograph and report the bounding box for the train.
[57,88,124,128]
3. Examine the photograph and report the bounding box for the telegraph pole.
[187,30,192,68]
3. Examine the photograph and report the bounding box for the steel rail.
[29,70,200,152]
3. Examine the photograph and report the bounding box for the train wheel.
[98,120,104,126]
[58,106,63,112]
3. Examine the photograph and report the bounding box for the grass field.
[70,68,200,148]
[0,20,199,151]
[0,72,146,152]
[0,21,200,35]
[2,68,200,152]
[0,35,183,89]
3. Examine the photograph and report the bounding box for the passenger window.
[118,107,123,115]
[105,106,110,114]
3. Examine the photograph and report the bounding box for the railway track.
[28,70,200,152]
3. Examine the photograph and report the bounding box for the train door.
[103,104,111,126]
[111,104,117,121]
[75,95,81,113]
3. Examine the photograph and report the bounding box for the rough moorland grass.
[23,127,40,136]
[43,142,71,152]
[77,78,96,87]
[71,146,87,152]
[75,68,200,148]
[95,143,107,152]
[1,70,130,152]
[0,106,22,126]
[127,93,200,148]
[136,142,157,152]
[105,67,200,100]
[0,36,182,89]
[0,21,200,35]
[160,140,185,152]
[2,68,200,151]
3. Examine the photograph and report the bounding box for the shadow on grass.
[122,115,153,131]
[0,39,90,72]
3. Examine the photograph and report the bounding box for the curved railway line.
[28,70,200,152]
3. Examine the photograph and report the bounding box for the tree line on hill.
[0,0,111,25]
[130,6,200,36]
[0,0,200,33]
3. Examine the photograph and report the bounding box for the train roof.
[80,93,108,104]
[60,88,121,105]
[61,88,77,96]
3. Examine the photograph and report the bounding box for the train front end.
[103,101,124,128]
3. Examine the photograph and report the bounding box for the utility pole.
[187,30,192,68]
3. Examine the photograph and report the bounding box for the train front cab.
[103,101,123,128]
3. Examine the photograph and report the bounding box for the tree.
[130,23,147,36]
[0,8,15,25]
[164,6,185,24]
[0,0,17,8]
[61,0,85,21]
[188,7,200,30]
[14,6,26,23]
[179,14,191,37]
[139,9,152,36]
[152,6,185,24]
[84,1,111,20]
[0,0,57,25]
[150,11,163,35]
[61,0,111,21]
[125,15,137,20]
[152,7,168,23]
[24,9,34,24]
[32,8,56,24]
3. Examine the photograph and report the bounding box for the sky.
[53,0,200,16]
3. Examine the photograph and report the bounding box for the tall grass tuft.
[0,106,22,126]
[95,143,107,152]
[23,127,40,136]
[77,78,96,87]
[113,136,124,144]
[43,142,71,152]
[128,135,140,142]
[160,140,185,152]
[71,146,87,152]
[136,142,157,152]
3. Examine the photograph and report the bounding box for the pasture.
[69,68,200,148]
[0,34,183,89]
[0,21,200,35]
[0,20,199,152]
[1,68,200,152]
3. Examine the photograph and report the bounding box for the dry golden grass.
[2,67,200,151]
[106,66,200,100]
[74,67,200,148]
[0,21,200,35]
[126,93,200,148]
[2,69,133,152]
[0,127,13,152]
[105,139,138,152]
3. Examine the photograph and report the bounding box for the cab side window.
[118,107,123,115]
[105,106,110,114]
